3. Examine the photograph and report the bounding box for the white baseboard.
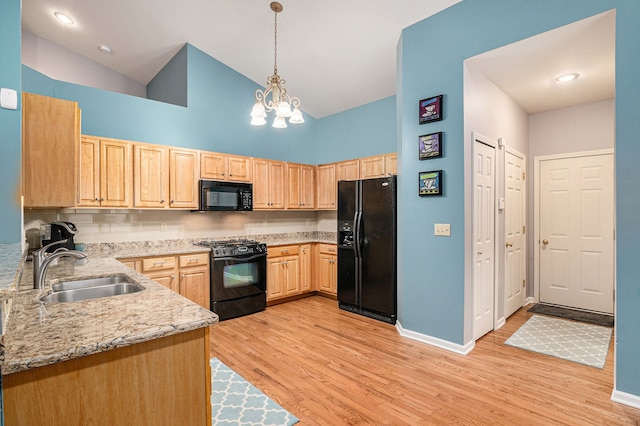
[495,316,506,330]
[396,321,474,355]
[525,297,535,305]
[611,389,640,409]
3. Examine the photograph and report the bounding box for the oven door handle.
[214,253,267,262]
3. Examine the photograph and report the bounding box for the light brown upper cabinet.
[286,163,315,209]
[133,144,169,208]
[316,163,337,210]
[169,149,199,209]
[359,153,397,179]
[23,92,81,207]
[78,136,132,208]
[336,159,360,182]
[253,159,285,210]
[134,144,199,209]
[200,152,252,182]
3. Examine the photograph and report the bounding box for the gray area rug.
[505,315,612,368]
[528,303,614,327]
[211,358,299,426]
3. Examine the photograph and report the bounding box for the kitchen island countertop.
[1,256,218,375]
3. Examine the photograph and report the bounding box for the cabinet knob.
[100,198,105,201]
[94,198,99,201]
[160,199,166,203]
[170,199,175,204]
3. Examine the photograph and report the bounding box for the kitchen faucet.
[32,239,88,290]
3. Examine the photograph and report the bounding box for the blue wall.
[0,0,22,244]
[316,96,396,164]
[147,44,187,107]
[23,43,397,165]
[399,0,640,398]
[23,44,319,163]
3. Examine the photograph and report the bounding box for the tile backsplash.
[24,209,337,247]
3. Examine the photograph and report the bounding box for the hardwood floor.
[209,296,640,425]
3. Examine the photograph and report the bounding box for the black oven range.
[195,239,267,320]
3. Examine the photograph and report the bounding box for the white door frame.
[504,145,527,317]
[533,148,615,304]
[472,132,499,338]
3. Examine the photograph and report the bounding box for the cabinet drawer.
[318,244,337,255]
[142,256,176,272]
[179,252,209,268]
[268,245,300,258]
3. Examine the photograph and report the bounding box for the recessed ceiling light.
[98,45,113,54]
[555,73,580,82]
[53,11,74,25]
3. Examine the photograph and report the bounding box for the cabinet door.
[134,144,168,208]
[267,258,285,300]
[146,272,178,292]
[169,149,199,209]
[23,93,80,207]
[252,159,270,209]
[286,163,302,209]
[101,140,132,207]
[227,155,252,182]
[360,155,386,179]
[316,164,337,210]
[300,165,315,209]
[78,137,101,207]
[299,244,312,292]
[385,153,397,176]
[337,159,360,182]
[200,152,227,180]
[317,254,335,293]
[269,160,286,209]
[179,267,210,309]
[284,256,300,295]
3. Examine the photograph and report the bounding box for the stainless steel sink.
[41,276,144,303]
[51,275,134,292]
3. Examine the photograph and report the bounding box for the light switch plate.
[434,223,451,236]
[0,88,18,110]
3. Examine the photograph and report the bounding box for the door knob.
[505,242,513,248]
[542,239,549,246]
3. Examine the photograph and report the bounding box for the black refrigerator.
[337,176,397,324]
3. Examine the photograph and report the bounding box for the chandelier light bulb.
[272,115,287,128]
[289,107,304,124]
[276,101,292,117]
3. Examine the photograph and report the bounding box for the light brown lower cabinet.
[119,252,210,309]
[267,243,336,302]
[3,327,212,426]
[316,243,338,296]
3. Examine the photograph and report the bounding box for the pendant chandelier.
[250,2,304,128]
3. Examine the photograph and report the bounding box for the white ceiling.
[21,0,461,119]
[466,10,615,114]
[21,1,614,118]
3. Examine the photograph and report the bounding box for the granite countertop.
[1,256,218,375]
[85,232,337,258]
[0,232,335,375]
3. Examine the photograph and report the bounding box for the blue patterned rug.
[211,358,299,425]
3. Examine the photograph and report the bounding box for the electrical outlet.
[161,223,167,232]
[434,223,451,236]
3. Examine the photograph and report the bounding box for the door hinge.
[523,225,526,235]
[613,229,616,240]
[522,172,525,180]
[522,279,526,288]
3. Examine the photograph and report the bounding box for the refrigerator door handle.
[354,211,363,258]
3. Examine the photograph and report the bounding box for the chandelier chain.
[273,10,278,75]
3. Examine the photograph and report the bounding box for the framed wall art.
[419,95,443,124]
[418,170,443,196]
[418,132,442,160]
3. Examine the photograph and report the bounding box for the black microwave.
[199,180,253,211]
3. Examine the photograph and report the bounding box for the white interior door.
[504,149,526,318]
[473,139,496,340]
[538,153,614,314]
